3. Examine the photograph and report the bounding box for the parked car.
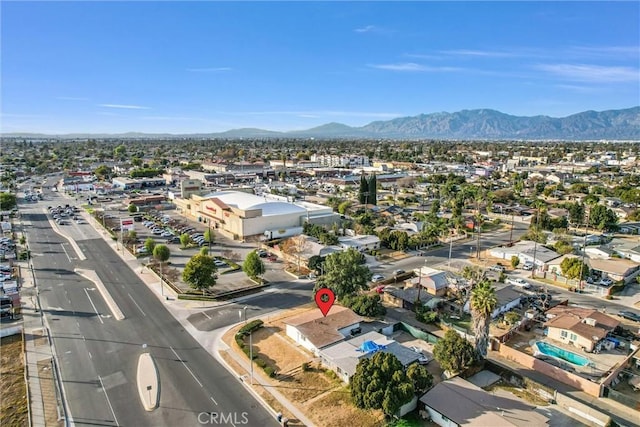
[371,274,385,283]
[599,278,613,286]
[507,277,532,289]
[618,311,640,322]
[522,262,534,271]
[393,269,406,276]
[488,264,506,273]
[214,260,227,268]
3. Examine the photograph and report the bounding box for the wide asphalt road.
[22,192,278,427]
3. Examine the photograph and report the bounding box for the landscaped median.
[219,305,386,427]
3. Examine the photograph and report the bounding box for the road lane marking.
[60,243,73,262]
[84,288,104,324]
[170,346,203,387]
[202,311,212,320]
[98,375,120,426]
[88,352,92,359]
[128,293,146,317]
[210,396,218,405]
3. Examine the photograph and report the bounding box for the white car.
[508,277,532,289]
[371,274,385,283]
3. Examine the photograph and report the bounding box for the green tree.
[314,248,371,300]
[94,165,112,180]
[510,255,520,269]
[433,330,475,374]
[182,253,217,294]
[351,352,415,417]
[243,250,266,279]
[114,144,127,160]
[180,233,191,248]
[470,279,498,358]
[341,294,386,317]
[153,244,171,294]
[560,257,589,282]
[588,204,618,231]
[0,192,17,211]
[406,363,433,394]
[358,174,368,204]
[368,174,377,206]
[144,237,156,255]
[127,204,138,213]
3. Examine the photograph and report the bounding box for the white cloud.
[98,104,151,110]
[354,25,376,33]
[186,67,233,72]
[568,45,640,60]
[536,63,639,82]
[217,110,401,119]
[440,49,517,58]
[368,62,461,72]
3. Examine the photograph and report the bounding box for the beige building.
[544,306,619,352]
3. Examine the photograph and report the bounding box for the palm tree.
[470,279,498,359]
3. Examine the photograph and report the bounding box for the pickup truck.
[507,277,532,289]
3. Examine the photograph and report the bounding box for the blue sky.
[1,1,638,134]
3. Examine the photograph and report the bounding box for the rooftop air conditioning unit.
[583,317,597,326]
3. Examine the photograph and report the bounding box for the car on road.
[507,277,532,289]
[618,311,640,322]
[371,274,385,283]
[488,264,506,272]
[393,269,406,276]
[214,260,227,268]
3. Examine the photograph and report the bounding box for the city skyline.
[1,1,638,134]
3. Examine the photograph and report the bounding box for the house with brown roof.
[587,258,640,284]
[284,306,363,356]
[544,306,620,352]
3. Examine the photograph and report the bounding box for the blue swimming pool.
[535,341,590,366]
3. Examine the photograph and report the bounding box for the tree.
[114,144,127,160]
[368,174,377,206]
[180,233,191,248]
[94,165,112,180]
[243,250,266,279]
[182,253,217,294]
[470,279,498,359]
[510,255,520,269]
[588,204,618,231]
[127,204,138,213]
[351,352,415,416]
[358,174,368,204]
[144,237,156,255]
[280,235,309,273]
[314,248,371,300]
[433,330,475,374]
[153,244,171,295]
[560,257,589,282]
[0,192,17,211]
[406,363,433,394]
[307,255,325,274]
[341,294,386,317]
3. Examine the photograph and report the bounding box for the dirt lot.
[224,308,387,427]
[1,334,28,427]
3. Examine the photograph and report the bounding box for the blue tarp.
[358,340,386,353]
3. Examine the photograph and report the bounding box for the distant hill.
[3,107,639,140]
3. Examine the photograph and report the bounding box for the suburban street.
[20,190,278,427]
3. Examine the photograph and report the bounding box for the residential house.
[544,306,620,352]
[463,285,523,319]
[409,267,452,297]
[338,234,381,252]
[320,331,421,383]
[587,258,640,284]
[419,376,549,427]
[284,306,363,356]
[382,287,441,311]
[489,241,561,272]
[584,246,614,259]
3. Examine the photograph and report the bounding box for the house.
[382,287,441,311]
[284,306,363,356]
[464,285,523,319]
[584,246,614,259]
[408,267,452,297]
[419,376,549,427]
[319,331,421,383]
[489,241,561,271]
[587,258,640,284]
[544,306,620,352]
[338,234,381,252]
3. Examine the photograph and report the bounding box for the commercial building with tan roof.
[544,306,620,352]
[284,306,363,356]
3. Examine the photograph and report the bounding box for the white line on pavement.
[202,311,212,320]
[128,293,146,317]
[210,396,218,405]
[170,346,203,387]
[98,375,120,426]
[61,243,73,262]
[83,288,104,324]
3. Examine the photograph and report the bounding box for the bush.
[238,319,264,336]
[301,362,310,372]
[254,358,267,368]
[263,366,275,377]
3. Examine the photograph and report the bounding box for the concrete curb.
[137,353,159,411]
[74,268,125,320]
[43,208,87,261]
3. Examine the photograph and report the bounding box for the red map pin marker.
[315,288,336,317]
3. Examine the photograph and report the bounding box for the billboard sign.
[120,218,135,231]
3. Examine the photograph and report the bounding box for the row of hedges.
[234,320,276,377]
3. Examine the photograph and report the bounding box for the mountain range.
[3,107,639,140]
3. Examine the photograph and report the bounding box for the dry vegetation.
[222,308,386,427]
[1,334,28,427]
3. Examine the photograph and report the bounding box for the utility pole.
[531,203,542,279]
[577,210,590,292]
